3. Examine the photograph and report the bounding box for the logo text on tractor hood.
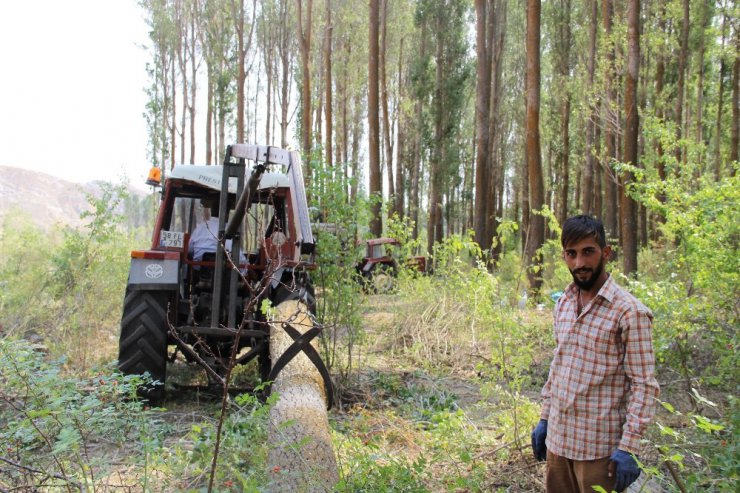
[145,264,164,279]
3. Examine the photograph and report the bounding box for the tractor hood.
[169,164,289,193]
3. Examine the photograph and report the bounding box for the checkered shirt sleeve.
[540,276,660,460]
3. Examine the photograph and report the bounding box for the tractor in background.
[356,237,428,293]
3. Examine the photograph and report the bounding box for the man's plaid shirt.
[540,274,659,460]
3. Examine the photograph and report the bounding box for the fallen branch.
[474,433,529,460]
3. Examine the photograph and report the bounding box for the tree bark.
[206,66,213,164]
[279,0,291,148]
[674,0,689,169]
[556,0,571,226]
[324,0,333,169]
[474,0,492,250]
[380,0,395,210]
[189,10,197,164]
[525,0,545,293]
[582,0,598,215]
[731,25,739,170]
[297,0,314,158]
[351,92,363,203]
[233,0,245,142]
[267,300,338,492]
[714,11,728,180]
[170,60,176,170]
[488,0,506,257]
[369,0,382,236]
[602,0,618,238]
[621,0,639,275]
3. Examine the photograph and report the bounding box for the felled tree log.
[266,300,338,492]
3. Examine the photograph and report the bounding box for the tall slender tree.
[621,0,639,275]
[555,0,572,226]
[368,0,382,236]
[602,0,618,238]
[324,0,333,169]
[582,0,598,215]
[297,0,314,156]
[674,0,689,168]
[525,0,545,292]
[474,0,492,251]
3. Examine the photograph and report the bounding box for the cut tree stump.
[267,300,338,492]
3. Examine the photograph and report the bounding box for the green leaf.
[660,400,676,413]
[692,415,725,433]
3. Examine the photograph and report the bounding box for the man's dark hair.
[561,215,607,248]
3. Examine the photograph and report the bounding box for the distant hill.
[0,166,149,231]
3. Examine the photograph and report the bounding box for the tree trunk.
[714,11,728,180]
[234,0,245,141]
[474,0,492,250]
[556,0,571,226]
[189,11,197,164]
[178,12,187,165]
[297,0,313,158]
[694,1,707,162]
[674,0,689,169]
[380,0,395,210]
[525,0,545,293]
[170,60,176,170]
[602,0,618,238]
[582,0,598,215]
[368,0,382,236]
[488,0,506,257]
[324,0,333,169]
[395,37,406,219]
[594,123,602,218]
[731,26,739,170]
[280,0,291,148]
[206,66,213,164]
[351,92,363,203]
[621,0,639,275]
[267,300,338,492]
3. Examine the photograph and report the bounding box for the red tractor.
[118,144,331,403]
[356,238,428,293]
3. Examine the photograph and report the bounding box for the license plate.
[160,230,184,248]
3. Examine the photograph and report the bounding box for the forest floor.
[152,292,682,492]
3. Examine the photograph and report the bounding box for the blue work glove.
[531,419,548,461]
[608,449,641,492]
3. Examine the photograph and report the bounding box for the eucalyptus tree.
[621,0,639,275]
[369,0,382,236]
[296,0,314,159]
[524,0,545,292]
[581,0,599,215]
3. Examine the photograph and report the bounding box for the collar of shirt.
[563,273,618,307]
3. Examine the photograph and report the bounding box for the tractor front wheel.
[370,265,396,294]
[118,289,170,404]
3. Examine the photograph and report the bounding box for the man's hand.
[608,449,640,492]
[531,419,548,461]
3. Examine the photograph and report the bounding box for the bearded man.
[531,215,660,492]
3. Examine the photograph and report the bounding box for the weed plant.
[0,338,164,491]
[0,182,149,370]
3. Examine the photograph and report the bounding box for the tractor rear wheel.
[118,289,170,403]
[370,264,396,293]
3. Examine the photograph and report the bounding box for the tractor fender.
[126,257,180,291]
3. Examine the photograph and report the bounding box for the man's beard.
[570,258,604,291]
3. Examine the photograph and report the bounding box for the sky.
[0,1,152,189]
